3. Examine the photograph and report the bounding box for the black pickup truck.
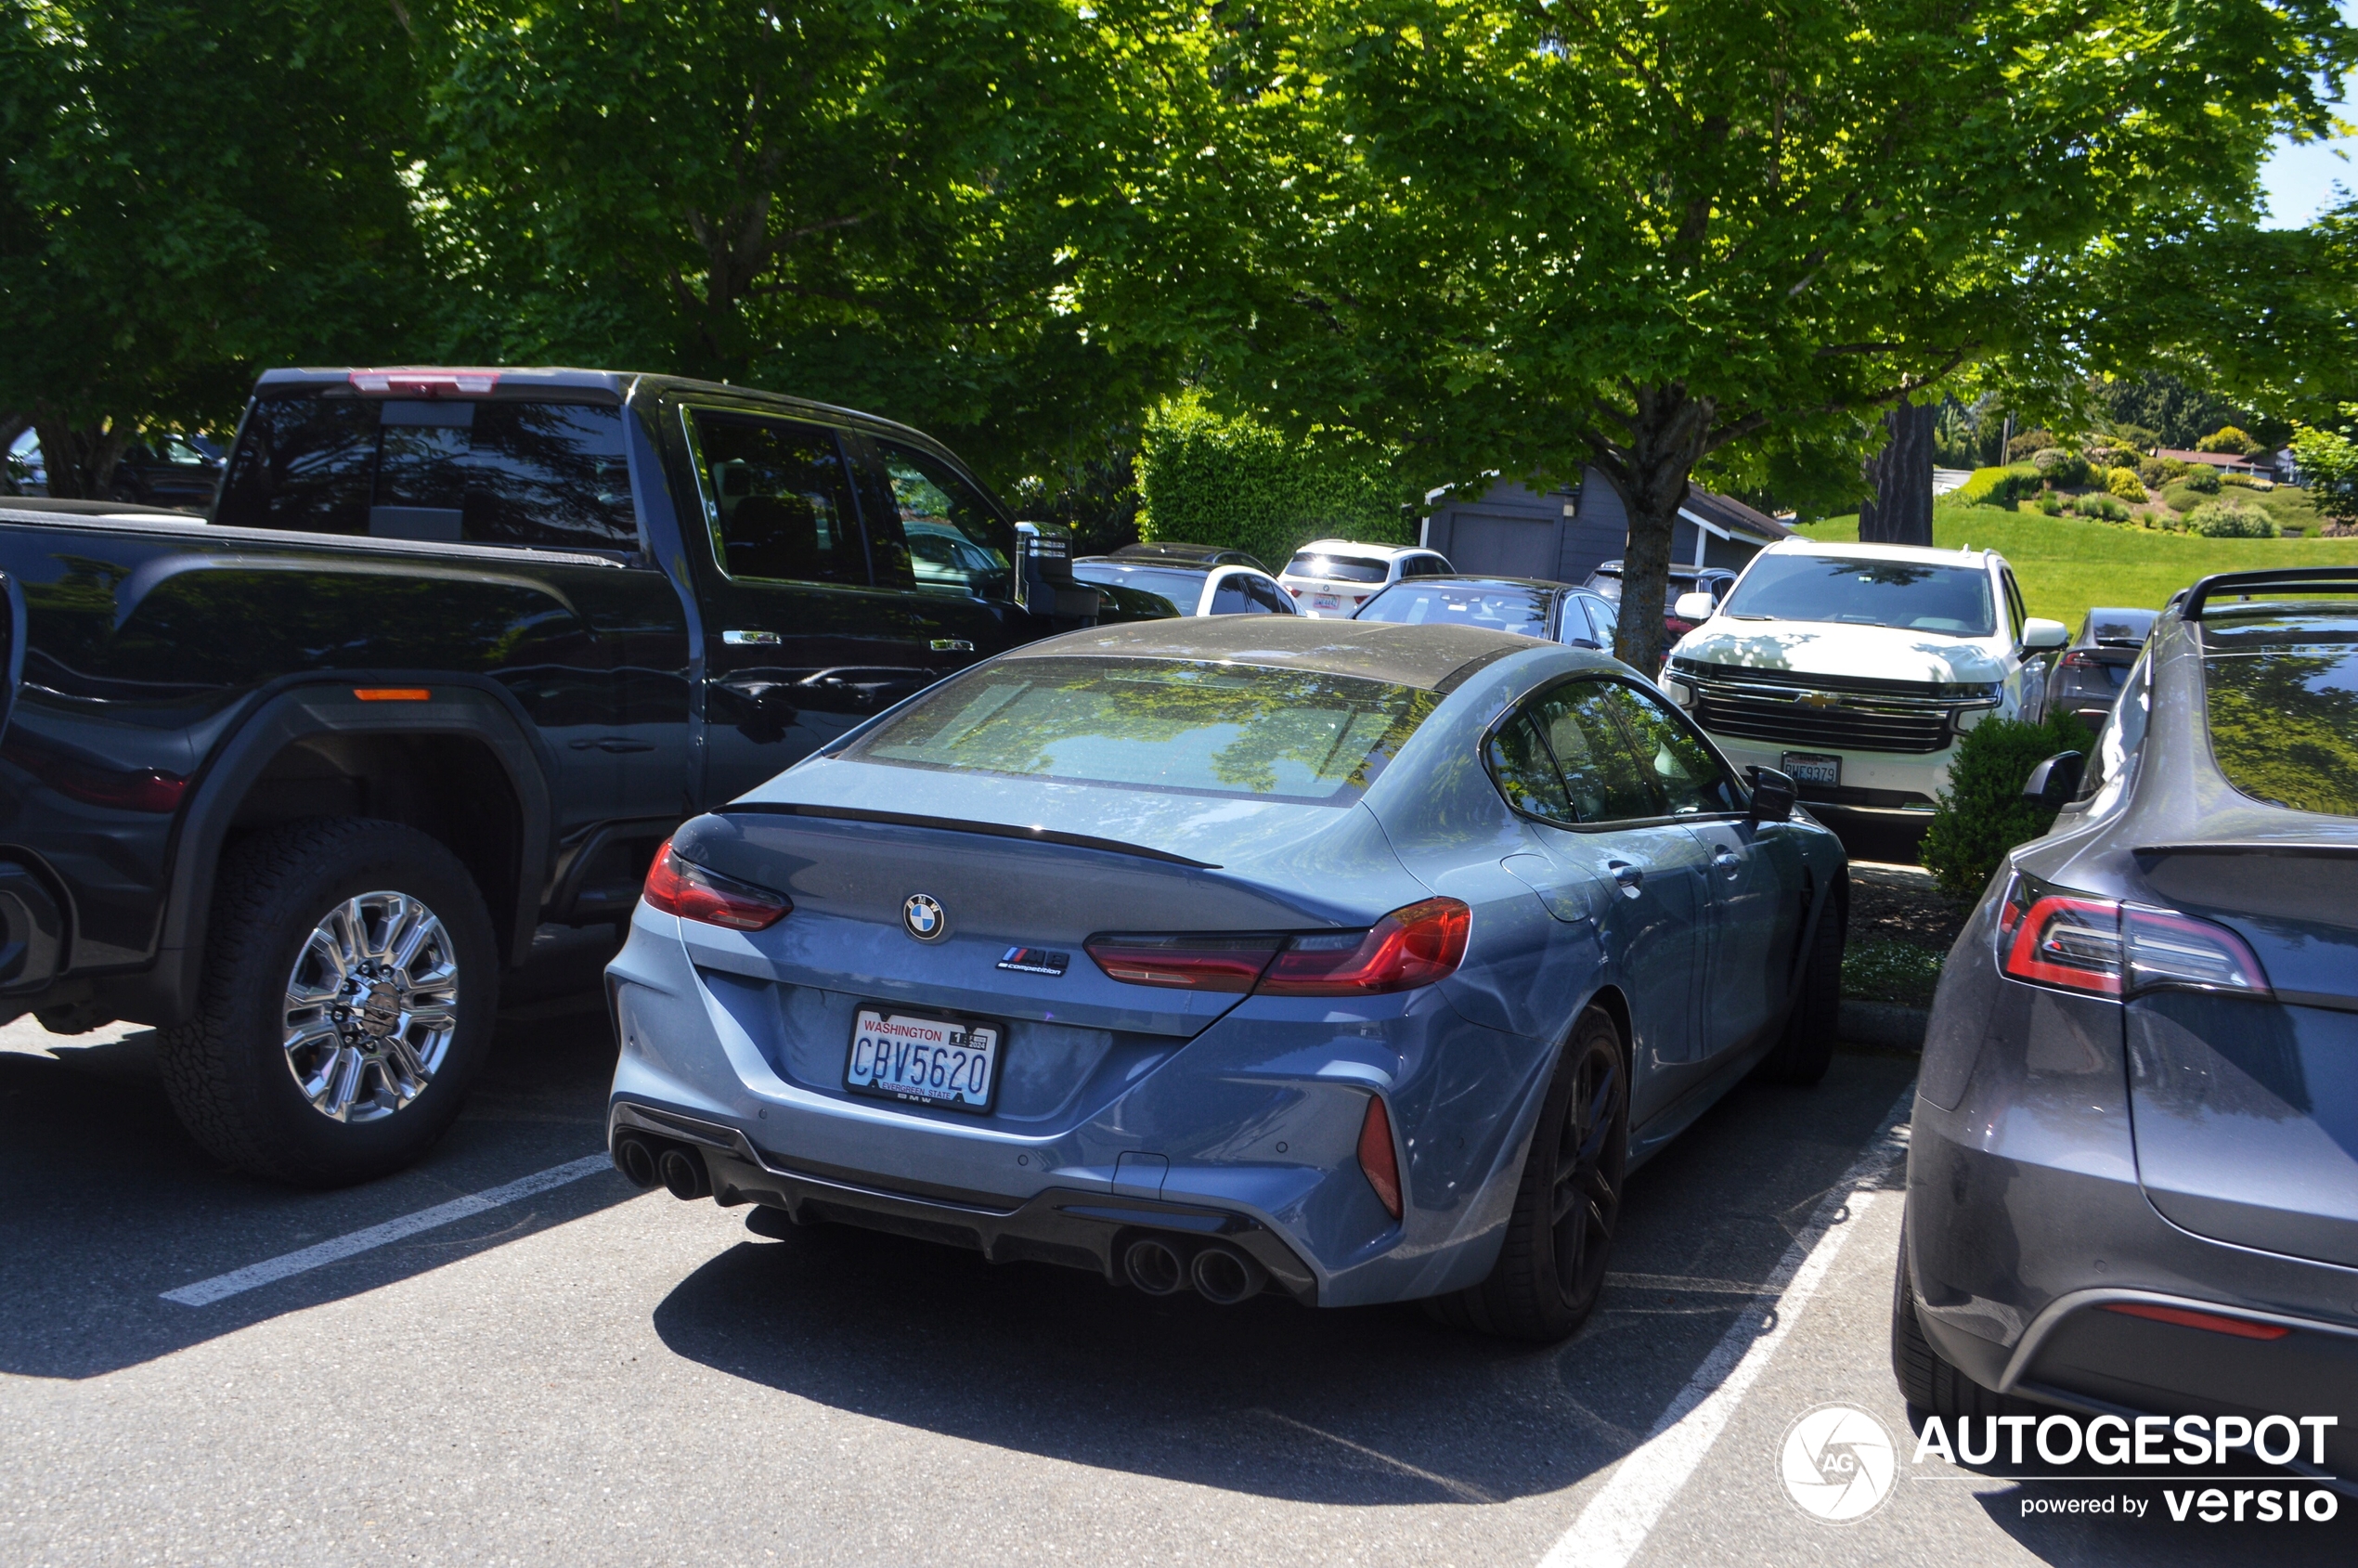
[0,366,1100,1185]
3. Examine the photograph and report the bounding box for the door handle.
[1713,849,1741,875]
[1607,861,1643,897]
[721,629,781,645]
[570,737,657,753]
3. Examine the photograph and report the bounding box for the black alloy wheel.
[1428,1005,1629,1341]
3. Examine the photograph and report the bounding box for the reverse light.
[641,838,791,930]
[1085,898,1472,998]
[1357,1095,1403,1219]
[1996,875,2268,1000]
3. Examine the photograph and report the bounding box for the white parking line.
[1538,1086,1915,1568]
[161,1153,617,1306]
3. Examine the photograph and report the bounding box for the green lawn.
[1794,504,2358,630]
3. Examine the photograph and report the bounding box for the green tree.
[0,0,430,496]
[2290,416,2358,523]
[1085,1,2355,670]
[1136,393,1406,564]
[421,0,1175,494]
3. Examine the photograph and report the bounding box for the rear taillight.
[641,837,792,930]
[1357,1095,1403,1219]
[1285,585,1302,597]
[1996,875,2267,1000]
[1085,897,1471,998]
[2101,1302,2290,1341]
[2062,649,2100,669]
[1080,934,1282,991]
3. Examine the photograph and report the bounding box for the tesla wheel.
[1429,1005,1628,1342]
[1755,880,1845,1085]
[157,819,499,1186]
[1890,1218,2028,1419]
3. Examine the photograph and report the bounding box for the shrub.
[1136,392,1407,564]
[2180,466,2221,494]
[2219,471,2264,488]
[2105,467,2146,501]
[1921,709,2093,904]
[2084,445,2136,473]
[1843,939,1947,1007]
[2031,447,2091,485]
[2036,493,2064,515]
[2073,493,2131,522]
[1953,464,2041,509]
[2196,425,2265,457]
[2139,455,2191,486]
[2186,499,2275,538]
[2005,427,2055,462]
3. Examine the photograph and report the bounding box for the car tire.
[1754,879,1845,1085]
[1890,1217,2030,1420]
[157,818,499,1186]
[1427,1005,1628,1342]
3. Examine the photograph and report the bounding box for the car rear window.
[2201,623,2358,817]
[1071,562,1208,608]
[216,395,637,551]
[1359,584,1549,636]
[845,655,1439,804]
[1286,551,1389,584]
[1719,554,1995,636]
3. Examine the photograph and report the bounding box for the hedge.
[1921,709,2093,903]
[1136,393,1409,565]
[2186,499,2275,538]
[1954,464,2041,509]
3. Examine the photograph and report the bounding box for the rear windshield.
[1070,561,1207,608]
[2201,621,2358,817]
[1720,554,1995,636]
[1358,583,1548,637]
[215,395,637,551]
[1286,551,1389,584]
[844,655,1439,805]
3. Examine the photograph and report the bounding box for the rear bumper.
[610,1100,1318,1302]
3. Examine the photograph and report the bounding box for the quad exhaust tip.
[1122,1236,1265,1303]
[613,1133,715,1201]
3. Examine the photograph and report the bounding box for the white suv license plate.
[848,1008,1001,1111]
[1313,593,1341,611]
[1781,752,1841,788]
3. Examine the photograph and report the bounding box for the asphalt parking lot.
[0,930,2347,1566]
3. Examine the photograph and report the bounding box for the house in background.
[1419,467,1794,585]
[2154,447,2275,480]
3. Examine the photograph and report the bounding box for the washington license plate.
[1781,752,1841,787]
[847,1008,1001,1111]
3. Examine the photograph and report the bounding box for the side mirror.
[1673,590,1718,623]
[2023,617,2070,652]
[2023,750,2085,806]
[1565,636,1600,650]
[1746,765,1797,823]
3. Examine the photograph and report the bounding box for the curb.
[1839,1000,1929,1050]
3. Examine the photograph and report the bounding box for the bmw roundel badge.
[902,893,947,941]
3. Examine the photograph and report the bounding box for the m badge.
[996,947,1069,977]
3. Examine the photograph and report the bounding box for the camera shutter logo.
[902,894,948,942]
[1779,1403,1897,1523]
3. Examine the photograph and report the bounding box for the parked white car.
[1656,539,2067,819]
[1276,539,1453,616]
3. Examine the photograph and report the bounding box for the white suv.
[1277,539,1453,617]
[1657,539,2068,818]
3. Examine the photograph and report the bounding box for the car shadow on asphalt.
[649,1045,1924,1506]
[0,926,638,1380]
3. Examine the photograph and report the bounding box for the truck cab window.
[215,396,378,533]
[688,411,866,585]
[874,441,1013,601]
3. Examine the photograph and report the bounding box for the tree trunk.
[1859,400,1935,546]
[1588,383,1717,675]
[32,418,127,501]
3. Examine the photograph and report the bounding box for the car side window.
[689,410,866,585]
[1527,682,1662,822]
[1210,573,1253,615]
[1246,574,1292,613]
[1487,711,1574,819]
[1583,595,1617,646]
[2079,646,2151,804]
[1599,682,1743,815]
[873,440,1014,602]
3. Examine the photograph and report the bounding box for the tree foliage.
[1135,392,1407,564]
[2289,417,2358,523]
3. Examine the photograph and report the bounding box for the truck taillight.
[347,368,500,396]
[1996,875,2267,1000]
[641,838,792,930]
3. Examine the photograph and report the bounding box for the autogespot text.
[1912,1411,2342,1523]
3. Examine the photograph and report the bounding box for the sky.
[2258,6,2357,227]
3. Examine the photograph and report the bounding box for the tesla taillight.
[2062,650,2100,669]
[1358,1095,1403,1219]
[2100,1302,2289,1340]
[1997,875,2267,1000]
[1082,934,1283,991]
[1257,898,1471,996]
[641,838,792,930]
